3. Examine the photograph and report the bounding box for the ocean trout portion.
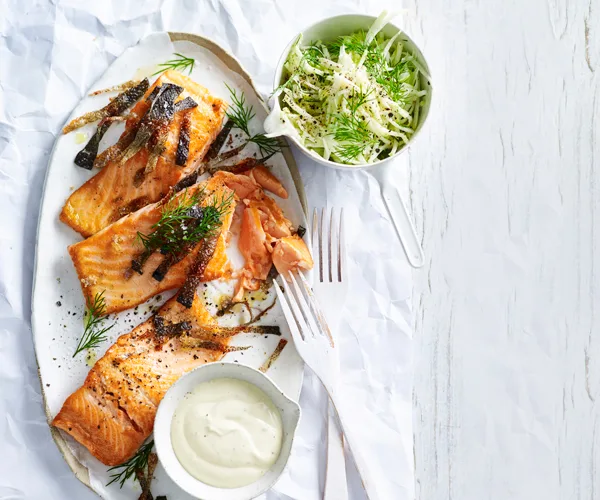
[68,176,234,315]
[60,70,226,237]
[52,295,226,466]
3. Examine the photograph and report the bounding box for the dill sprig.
[73,291,114,357]
[153,53,195,76]
[225,84,283,155]
[225,84,254,136]
[107,440,154,488]
[248,133,283,156]
[328,31,368,58]
[329,32,418,104]
[333,89,377,161]
[303,43,325,66]
[137,189,232,256]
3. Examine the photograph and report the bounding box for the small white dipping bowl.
[267,13,433,171]
[154,362,301,500]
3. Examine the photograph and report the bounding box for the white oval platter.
[31,31,308,499]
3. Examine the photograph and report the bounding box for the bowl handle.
[371,164,424,268]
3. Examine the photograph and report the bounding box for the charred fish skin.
[203,120,234,162]
[74,121,110,170]
[72,78,150,170]
[174,96,198,113]
[63,77,150,135]
[177,235,219,308]
[176,114,192,167]
[117,83,185,168]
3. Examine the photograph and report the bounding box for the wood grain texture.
[410,0,600,498]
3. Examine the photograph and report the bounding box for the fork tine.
[319,208,325,283]
[338,208,344,283]
[328,208,333,283]
[277,275,314,340]
[311,207,318,253]
[288,271,322,340]
[273,278,306,342]
[297,271,335,347]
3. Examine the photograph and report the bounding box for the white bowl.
[154,362,301,500]
[267,13,433,171]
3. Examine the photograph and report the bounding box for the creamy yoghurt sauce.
[171,377,283,488]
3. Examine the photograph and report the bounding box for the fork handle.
[328,392,382,500]
[324,401,348,499]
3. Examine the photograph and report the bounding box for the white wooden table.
[411,0,598,498]
[0,0,592,498]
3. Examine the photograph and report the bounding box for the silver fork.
[311,208,348,500]
[274,261,382,499]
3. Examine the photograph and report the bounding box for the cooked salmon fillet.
[52,295,226,466]
[69,176,234,315]
[60,70,226,238]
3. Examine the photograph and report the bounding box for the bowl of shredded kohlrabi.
[264,12,432,169]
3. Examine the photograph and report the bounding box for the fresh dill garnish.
[153,53,195,76]
[328,31,368,58]
[333,89,377,161]
[224,84,283,155]
[225,83,254,136]
[73,291,114,357]
[137,189,232,256]
[107,440,154,488]
[303,43,325,66]
[248,133,283,156]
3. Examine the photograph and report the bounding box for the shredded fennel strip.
[275,11,428,165]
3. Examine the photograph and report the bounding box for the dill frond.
[152,53,195,76]
[106,440,154,488]
[225,84,254,136]
[137,189,232,256]
[73,291,113,357]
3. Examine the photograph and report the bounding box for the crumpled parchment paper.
[0,0,414,498]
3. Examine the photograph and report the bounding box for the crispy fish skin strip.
[74,80,149,169]
[191,323,280,338]
[89,79,141,96]
[94,124,138,169]
[74,121,111,170]
[177,235,219,308]
[174,96,198,113]
[203,120,233,161]
[175,114,192,167]
[117,84,183,168]
[178,337,250,353]
[63,78,149,134]
[259,338,288,372]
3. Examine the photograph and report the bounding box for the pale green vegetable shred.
[275,15,429,165]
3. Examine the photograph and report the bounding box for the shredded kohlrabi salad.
[267,12,429,165]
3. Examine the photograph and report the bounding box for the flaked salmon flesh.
[211,171,313,299]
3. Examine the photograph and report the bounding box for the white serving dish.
[267,13,433,171]
[154,362,301,500]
